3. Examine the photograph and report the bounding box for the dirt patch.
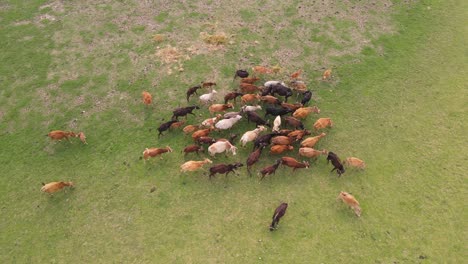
[39,1,65,13]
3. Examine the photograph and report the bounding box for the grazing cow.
[47,130,76,142]
[208,141,237,157]
[337,191,361,217]
[209,103,233,115]
[300,133,326,148]
[343,157,366,169]
[260,95,281,105]
[183,145,203,156]
[271,136,295,146]
[287,129,311,141]
[270,145,294,154]
[215,115,242,130]
[301,90,313,106]
[313,118,333,130]
[158,120,179,138]
[240,126,267,147]
[270,202,288,231]
[197,136,217,146]
[41,181,74,194]
[327,151,345,176]
[186,85,202,102]
[180,158,212,173]
[241,77,260,84]
[142,91,152,105]
[280,102,303,112]
[76,132,87,144]
[246,111,270,127]
[172,106,200,120]
[199,90,218,104]
[283,116,304,130]
[270,83,293,102]
[259,159,281,180]
[240,83,259,94]
[265,107,293,118]
[233,69,249,80]
[298,148,327,159]
[142,146,173,161]
[224,92,244,104]
[208,162,243,179]
[246,143,266,176]
[290,69,302,79]
[192,128,213,141]
[280,157,310,171]
[241,94,260,105]
[292,106,321,119]
[322,69,332,80]
[272,116,281,133]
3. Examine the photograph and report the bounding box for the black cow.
[186,85,202,102]
[327,151,345,176]
[158,120,178,138]
[208,162,244,179]
[270,202,288,231]
[265,106,293,118]
[271,84,293,102]
[172,106,200,120]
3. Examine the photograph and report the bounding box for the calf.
[259,159,281,180]
[208,162,244,179]
[47,130,76,142]
[280,157,310,171]
[201,81,217,88]
[322,69,332,80]
[142,91,152,105]
[172,106,200,120]
[142,146,173,161]
[183,125,200,134]
[337,191,361,217]
[76,132,87,144]
[343,157,366,169]
[186,85,202,102]
[270,202,288,231]
[327,151,345,176]
[224,92,243,104]
[170,120,185,129]
[158,120,178,138]
[41,181,74,194]
[183,145,203,156]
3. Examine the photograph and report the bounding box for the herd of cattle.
[43,66,365,230]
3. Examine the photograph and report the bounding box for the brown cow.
[47,130,76,142]
[313,118,333,130]
[337,191,361,217]
[41,181,74,194]
[142,91,152,105]
[270,145,294,155]
[280,157,310,171]
[142,146,173,162]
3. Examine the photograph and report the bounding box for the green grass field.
[1,0,466,263]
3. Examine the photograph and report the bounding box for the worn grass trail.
[1,0,467,263]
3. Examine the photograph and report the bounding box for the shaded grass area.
[1,0,467,263]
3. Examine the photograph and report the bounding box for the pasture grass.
[0,0,466,263]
